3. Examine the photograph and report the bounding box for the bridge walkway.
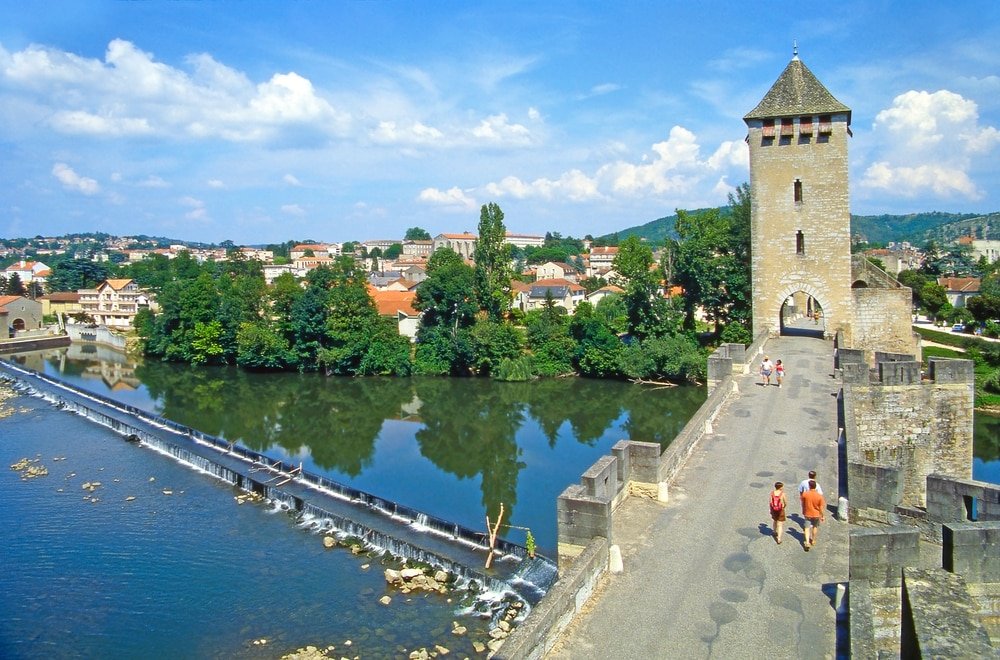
[548,335,848,659]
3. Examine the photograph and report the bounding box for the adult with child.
[768,482,788,544]
[801,480,826,550]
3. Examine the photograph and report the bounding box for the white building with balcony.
[78,279,148,329]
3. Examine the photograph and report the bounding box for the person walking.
[801,480,826,550]
[760,356,774,386]
[768,482,788,544]
[798,470,823,514]
[775,360,785,387]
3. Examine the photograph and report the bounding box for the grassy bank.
[919,333,1000,413]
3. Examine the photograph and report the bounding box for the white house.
[77,279,148,329]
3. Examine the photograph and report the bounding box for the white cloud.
[179,195,208,220]
[137,175,170,188]
[527,107,541,121]
[281,204,306,216]
[369,119,444,145]
[417,186,478,211]
[2,39,351,143]
[206,179,225,189]
[51,163,100,195]
[861,89,999,199]
[862,161,979,198]
[471,113,531,144]
[283,174,302,186]
[476,126,747,205]
[577,83,622,100]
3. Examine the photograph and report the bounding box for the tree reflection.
[413,378,527,532]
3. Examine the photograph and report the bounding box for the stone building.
[744,52,854,340]
[744,52,916,358]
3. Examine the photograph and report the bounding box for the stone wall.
[843,357,974,507]
[851,286,918,360]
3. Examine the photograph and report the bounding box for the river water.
[0,346,705,658]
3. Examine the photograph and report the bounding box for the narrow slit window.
[796,231,805,255]
[794,179,803,203]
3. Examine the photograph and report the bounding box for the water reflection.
[10,346,706,549]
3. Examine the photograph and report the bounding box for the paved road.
[548,336,848,660]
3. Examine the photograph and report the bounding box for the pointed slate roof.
[744,57,850,123]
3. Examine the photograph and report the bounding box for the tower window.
[799,116,813,136]
[794,180,803,203]
[796,231,805,255]
[762,119,775,138]
[818,115,833,134]
[780,118,794,137]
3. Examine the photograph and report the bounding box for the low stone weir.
[0,359,557,606]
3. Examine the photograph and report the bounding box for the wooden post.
[484,503,505,569]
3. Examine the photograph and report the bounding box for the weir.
[0,359,557,606]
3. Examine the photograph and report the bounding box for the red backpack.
[769,492,783,513]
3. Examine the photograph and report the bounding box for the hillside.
[600,209,1000,246]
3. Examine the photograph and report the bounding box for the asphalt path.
[548,335,848,659]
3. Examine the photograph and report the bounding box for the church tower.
[744,51,853,340]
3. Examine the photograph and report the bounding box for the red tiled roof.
[937,277,980,293]
[371,290,419,317]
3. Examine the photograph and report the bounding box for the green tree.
[673,184,752,335]
[385,243,403,260]
[569,302,624,377]
[236,319,292,369]
[920,281,949,320]
[470,319,524,376]
[405,227,432,241]
[473,202,513,321]
[46,258,110,292]
[612,236,660,338]
[6,272,25,296]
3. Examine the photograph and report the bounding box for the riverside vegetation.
[125,191,756,383]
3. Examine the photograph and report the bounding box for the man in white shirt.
[798,470,823,514]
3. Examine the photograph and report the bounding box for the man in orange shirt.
[801,480,826,550]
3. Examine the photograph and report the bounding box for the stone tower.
[744,53,853,340]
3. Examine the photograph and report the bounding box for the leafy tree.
[236,320,292,369]
[524,305,575,376]
[919,281,949,320]
[46,258,110,292]
[569,302,624,377]
[673,184,751,335]
[473,202,513,321]
[288,284,331,369]
[405,227,432,241]
[897,269,930,308]
[612,236,660,338]
[6,272,25,296]
[470,319,524,376]
[414,248,477,330]
[385,243,403,260]
[189,320,226,365]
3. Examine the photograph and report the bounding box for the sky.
[2,1,999,245]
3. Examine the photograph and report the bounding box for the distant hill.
[599,209,1000,246]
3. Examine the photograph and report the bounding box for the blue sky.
[2,1,998,244]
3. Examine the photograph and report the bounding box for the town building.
[516,278,586,313]
[0,295,44,337]
[77,279,148,329]
[937,277,980,309]
[432,232,477,259]
[370,289,421,340]
[587,247,618,278]
[505,232,545,249]
[4,260,51,286]
[39,292,82,319]
[402,240,433,257]
[535,262,580,282]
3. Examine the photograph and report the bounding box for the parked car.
[952,324,965,332]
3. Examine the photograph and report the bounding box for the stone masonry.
[744,55,853,341]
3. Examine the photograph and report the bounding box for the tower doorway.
[780,293,825,338]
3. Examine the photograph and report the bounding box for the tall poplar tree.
[473,202,513,321]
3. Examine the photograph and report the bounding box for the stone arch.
[11,317,26,332]
[774,282,829,336]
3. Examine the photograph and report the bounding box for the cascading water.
[0,360,558,608]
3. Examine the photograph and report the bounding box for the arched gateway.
[743,51,854,341]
